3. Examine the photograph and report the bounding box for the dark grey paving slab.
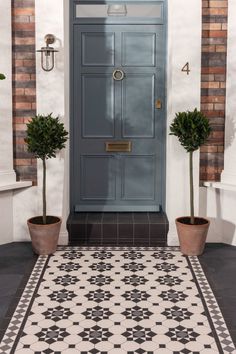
[0,242,37,340]
[199,243,236,346]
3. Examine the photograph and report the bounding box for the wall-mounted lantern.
[37,34,58,72]
[107,4,127,16]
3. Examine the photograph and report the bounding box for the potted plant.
[0,73,6,80]
[170,108,211,256]
[25,113,68,255]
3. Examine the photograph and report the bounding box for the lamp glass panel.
[76,4,162,18]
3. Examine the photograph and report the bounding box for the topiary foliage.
[25,113,68,160]
[169,108,211,153]
[0,73,6,80]
[25,113,68,225]
[169,109,211,225]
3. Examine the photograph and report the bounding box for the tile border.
[188,256,236,353]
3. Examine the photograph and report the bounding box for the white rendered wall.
[13,0,202,245]
[0,0,14,244]
[166,0,201,245]
[201,0,236,246]
[13,0,69,244]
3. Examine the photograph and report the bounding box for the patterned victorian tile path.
[0,245,235,354]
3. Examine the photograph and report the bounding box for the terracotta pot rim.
[176,216,210,225]
[27,216,62,226]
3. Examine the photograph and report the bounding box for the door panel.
[73,24,165,211]
[82,74,115,137]
[81,155,116,200]
[82,32,115,66]
[121,74,155,138]
[121,155,155,200]
[122,32,156,67]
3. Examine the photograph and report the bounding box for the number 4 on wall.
[181,62,190,75]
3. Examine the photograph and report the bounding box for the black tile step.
[67,212,168,246]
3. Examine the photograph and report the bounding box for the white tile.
[50,341,69,351]
[109,334,127,345]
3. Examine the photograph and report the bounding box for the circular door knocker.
[112,69,125,81]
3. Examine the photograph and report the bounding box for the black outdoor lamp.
[37,34,58,72]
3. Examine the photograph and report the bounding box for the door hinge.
[155,99,162,109]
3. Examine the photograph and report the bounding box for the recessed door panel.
[81,155,116,200]
[82,74,115,137]
[82,32,115,66]
[122,32,156,67]
[122,74,155,138]
[121,156,155,200]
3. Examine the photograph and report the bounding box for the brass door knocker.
[112,69,125,81]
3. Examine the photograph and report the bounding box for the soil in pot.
[29,216,60,225]
[176,216,210,256]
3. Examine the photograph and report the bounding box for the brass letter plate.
[106,141,132,152]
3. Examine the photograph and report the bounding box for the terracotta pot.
[27,216,62,255]
[176,217,210,256]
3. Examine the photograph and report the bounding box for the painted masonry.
[12,0,228,184]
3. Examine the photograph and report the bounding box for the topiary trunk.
[189,151,194,225]
[42,158,46,225]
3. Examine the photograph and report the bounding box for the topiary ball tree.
[170,108,211,225]
[25,113,69,225]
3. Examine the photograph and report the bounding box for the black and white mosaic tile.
[0,246,235,354]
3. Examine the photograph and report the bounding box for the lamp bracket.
[44,34,56,46]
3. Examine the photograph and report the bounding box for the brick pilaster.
[200,0,228,181]
[12,0,37,184]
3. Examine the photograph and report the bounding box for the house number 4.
[181,62,190,75]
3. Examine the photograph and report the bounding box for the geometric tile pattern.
[0,246,235,354]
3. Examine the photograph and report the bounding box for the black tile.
[149,212,167,224]
[102,213,117,224]
[87,224,102,237]
[118,224,133,245]
[134,224,149,245]
[118,213,133,224]
[87,213,103,224]
[87,224,102,244]
[70,233,87,245]
[149,224,167,244]
[69,213,87,224]
[70,224,86,237]
[133,212,149,224]
[103,224,117,244]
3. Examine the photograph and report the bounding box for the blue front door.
[72,24,166,212]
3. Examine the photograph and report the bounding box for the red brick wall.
[12,0,37,185]
[200,0,228,181]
